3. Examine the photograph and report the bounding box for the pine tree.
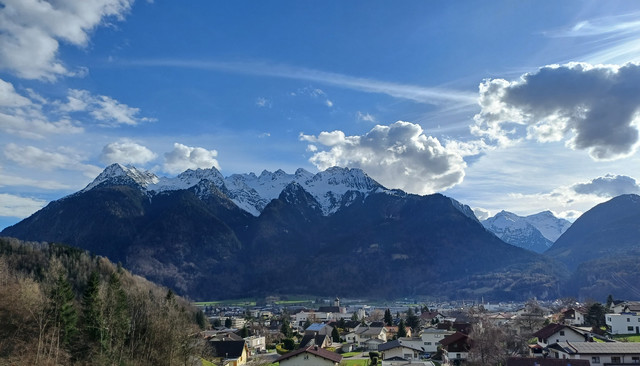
[397,319,407,338]
[81,271,102,344]
[103,272,129,363]
[384,308,393,326]
[50,273,78,348]
[331,326,341,342]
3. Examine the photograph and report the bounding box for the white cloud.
[356,111,376,123]
[325,99,334,108]
[0,78,84,138]
[163,143,220,174]
[0,193,47,218]
[256,97,271,108]
[571,174,640,197]
[3,143,101,177]
[473,62,640,160]
[61,89,155,126]
[473,207,491,221]
[101,140,157,165]
[128,59,477,106]
[301,121,467,194]
[0,0,133,80]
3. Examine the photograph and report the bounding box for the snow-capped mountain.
[81,163,385,216]
[482,210,571,253]
[524,211,572,242]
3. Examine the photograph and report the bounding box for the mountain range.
[482,211,571,253]
[3,164,638,301]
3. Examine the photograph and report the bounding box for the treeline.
[0,237,207,365]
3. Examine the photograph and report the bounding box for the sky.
[2,0,640,230]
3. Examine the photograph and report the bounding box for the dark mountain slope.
[545,194,640,270]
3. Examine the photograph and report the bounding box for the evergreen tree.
[331,326,341,342]
[384,308,393,326]
[50,273,78,348]
[81,271,103,344]
[303,318,312,329]
[195,309,207,330]
[406,307,420,331]
[397,319,407,338]
[225,317,233,328]
[606,294,614,310]
[280,319,292,338]
[240,325,250,338]
[103,272,129,362]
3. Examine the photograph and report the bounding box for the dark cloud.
[474,62,640,160]
[572,174,640,197]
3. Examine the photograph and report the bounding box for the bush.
[282,338,296,350]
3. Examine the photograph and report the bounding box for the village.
[197,297,640,366]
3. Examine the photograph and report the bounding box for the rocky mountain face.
[2,164,567,301]
[482,211,571,253]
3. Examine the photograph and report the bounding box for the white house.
[378,339,424,361]
[345,325,388,346]
[606,312,640,335]
[276,345,343,366]
[533,324,589,348]
[548,341,640,365]
[561,308,585,326]
[243,335,266,353]
[419,328,455,353]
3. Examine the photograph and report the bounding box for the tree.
[606,294,614,311]
[331,326,341,343]
[384,309,393,326]
[397,319,407,338]
[225,317,233,328]
[585,302,607,329]
[81,271,102,344]
[303,318,312,330]
[280,319,292,338]
[406,308,420,331]
[240,325,250,338]
[282,338,295,350]
[49,273,78,349]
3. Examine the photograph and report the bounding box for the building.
[505,357,589,366]
[207,339,249,366]
[439,332,472,365]
[419,328,455,353]
[276,345,343,366]
[548,341,640,365]
[532,324,589,348]
[606,312,640,335]
[378,339,424,361]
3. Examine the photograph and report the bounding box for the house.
[378,339,425,361]
[611,301,640,314]
[605,312,640,335]
[420,327,455,353]
[381,358,435,366]
[300,333,332,349]
[276,345,343,366]
[505,357,589,366]
[561,308,585,326]
[439,332,473,365]
[532,324,590,349]
[207,339,249,366]
[244,335,266,353]
[305,323,334,336]
[420,311,446,326]
[548,341,640,365]
[345,325,388,347]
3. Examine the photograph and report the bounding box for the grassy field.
[612,334,640,342]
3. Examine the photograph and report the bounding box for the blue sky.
[2,0,640,229]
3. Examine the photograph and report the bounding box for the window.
[592,356,600,363]
[456,353,461,359]
[303,355,309,360]
[608,317,612,321]
[628,318,631,322]
[632,356,640,364]
[612,356,622,363]
[629,326,634,331]
[559,331,565,336]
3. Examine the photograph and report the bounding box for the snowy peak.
[82,163,159,192]
[524,211,572,242]
[82,164,387,217]
[225,166,385,216]
[482,211,553,253]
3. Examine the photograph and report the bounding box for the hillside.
[0,236,206,365]
[545,194,640,270]
[3,164,568,301]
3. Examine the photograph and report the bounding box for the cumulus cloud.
[101,140,157,165]
[3,143,101,177]
[0,0,133,80]
[473,207,491,221]
[301,121,467,194]
[473,62,640,160]
[61,89,155,126]
[0,193,47,218]
[572,174,640,197]
[163,143,220,174]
